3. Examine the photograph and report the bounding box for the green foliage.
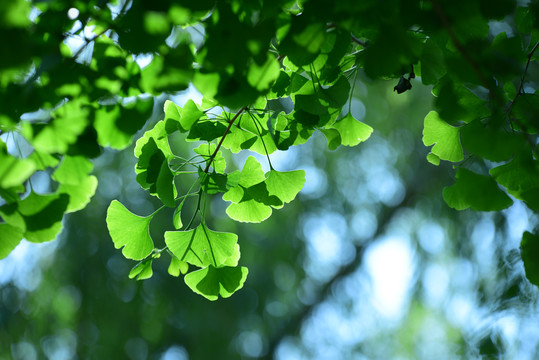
[2,0,539,299]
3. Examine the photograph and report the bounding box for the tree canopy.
[2,0,539,358]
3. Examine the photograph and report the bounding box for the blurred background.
[1,74,539,360]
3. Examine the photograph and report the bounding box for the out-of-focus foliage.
[2,0,539,357]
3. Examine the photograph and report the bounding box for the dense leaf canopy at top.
[1,0,539,300]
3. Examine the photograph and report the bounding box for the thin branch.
[350,33,366,47]
[507,41,539,113]
[203,106,247,173]
[428,0,492,91]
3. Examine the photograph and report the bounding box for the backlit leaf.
[0,223,23,259]
[129,257,154,280]
[329,113,373,147]
[265,170,305,204]
[184,265,248,301]
[165,223,240,268]
[106,200,154,260]
[168,253,189,277]
[422,111,463,162]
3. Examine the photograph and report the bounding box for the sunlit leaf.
[168,253,189,277]
[329,113,373,147]
[422,111,463,163]
[184,265,248,301]
[0,223,23,259]
[265,170,305,204]
[52,156,94,185]
[165,223,240,268]
[0,150,35,188]
[58,175,98,213]
[95,98,154,150]
[135,137,176,207]
[247,54,280,92]
[106,200,154,260]
[129,257,154,280]
[0,191,69,243]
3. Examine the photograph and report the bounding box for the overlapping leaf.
[443,168,513,211]
[165,223,240,268]
[184,265,249,301]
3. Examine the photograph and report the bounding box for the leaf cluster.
[2,0,539,298]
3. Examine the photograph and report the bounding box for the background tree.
[1,0,539,358]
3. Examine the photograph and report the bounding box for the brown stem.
[203,106,247,173]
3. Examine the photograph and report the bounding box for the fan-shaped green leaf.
[135,137,176,207]
[95,97,154,150]
[443,168,513,211]
[168,253,189,277]
[247,54,280,92]
[52,156,93,185]
[225,199,273,223]
[239,156,266,187]
[129,257,154,280]
[422,111,463,162]
[0,150,35,188]
[265,169,305,204]
[0,223,23,259]
[184,265,248,301]
[106,200,154,260]
[165,224,240,268]
[329,113,373,147]
[58,175,98,213]
[134,120,172,159]
[0,191,69,243]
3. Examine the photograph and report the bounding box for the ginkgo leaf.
[329,113,373,147]
[135,137,176,207]
[426,152,441,166]
[134,120,172,159]
[94,98,154,150]
[422,111,463,162]
[247,54,280,92]
[265,169,306,204]
[52,156,93,185]
[165,223,240,268]
[58,175,98,213]
[239,156,266,187]
[0,191,69,243]
[443,168,513,211]
[521,231,539,287]
[184,265,249,301]
[226,199,273,223]
[0,223,23,259]
[0,147,35,188]
[106,200,154,260]
[168,253,189,277]
[129,257,154,280]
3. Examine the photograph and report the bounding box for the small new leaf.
[129,257,154,280]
